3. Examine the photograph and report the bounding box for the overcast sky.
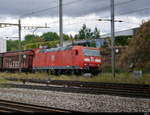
[0,0,150,40]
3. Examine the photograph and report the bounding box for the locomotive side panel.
[45,48,81,69]
[33,48,75,69]
[54,50,72,67]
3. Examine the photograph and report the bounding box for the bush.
[119,20,150,72]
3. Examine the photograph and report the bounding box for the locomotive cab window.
[83,49,100,56]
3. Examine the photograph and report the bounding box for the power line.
[20,6,58,18]
[72,0,138,17]
[45,0,140,25]
[19,0,140,26]
[20,0,87,18]
[100,0,138,10]
[20,0,58,16]
[116,7,150,16]
[47,16,140,28]
[115,0,138,7]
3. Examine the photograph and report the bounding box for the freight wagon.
[2,50,34,72]
[0,53,3,71]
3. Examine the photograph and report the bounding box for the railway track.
[0,99,78,112]
[3,78,150,98]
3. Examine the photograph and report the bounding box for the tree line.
[7,24,100,51]
[7,24,130,51]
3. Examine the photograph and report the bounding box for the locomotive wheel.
[71,70,75,75]
[56,70,62,75]
[50,69,55,75]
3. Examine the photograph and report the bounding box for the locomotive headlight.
[95,59,101,63]
[84,58,90,62]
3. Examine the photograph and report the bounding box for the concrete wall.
[0,38,6,53]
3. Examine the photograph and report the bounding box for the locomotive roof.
[40,45,99,53]
[3,49,34,57]
[40,46,73,53]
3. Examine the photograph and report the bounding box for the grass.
[50,73,150,84]
[0,72,150,84]
[0,72,50,79]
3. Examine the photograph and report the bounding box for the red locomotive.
[0,45,102,75]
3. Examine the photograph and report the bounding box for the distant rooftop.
[101,27,139,38]
[58,27,140,48]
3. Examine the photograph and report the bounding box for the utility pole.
[59,0,63,47]
[0,21,22,72]
[18,19,22,73]
[110,0,115,78]
[0,21,50,73]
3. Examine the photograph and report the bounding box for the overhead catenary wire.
[44,0,142,25]
[116,7,150,16]
[20,0,88,18]
[21,0,58,16]
[18,0,147,30]
[91,0,138,14]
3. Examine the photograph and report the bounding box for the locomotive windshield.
[83,49,100,56]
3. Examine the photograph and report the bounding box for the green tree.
[78,24,92,40]
[93,27,100,39]
[75,24,100,40]
[63,34,71,41]
[25,34,38,42]
[115,35,132,46]
[7,40,19,51]
[42,32,59,41]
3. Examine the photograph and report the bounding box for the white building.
[0,38,6,53]
[101,27,139,38]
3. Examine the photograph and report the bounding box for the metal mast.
[59,0,63,47]
[18,19,22,72]
[110,0,115,77]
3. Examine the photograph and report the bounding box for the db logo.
[90,57,94,61]
[51,55,55,61]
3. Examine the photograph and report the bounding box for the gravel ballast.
[0,88,149,112]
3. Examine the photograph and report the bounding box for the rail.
[0,99,79,112]
[3,77,150,98]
